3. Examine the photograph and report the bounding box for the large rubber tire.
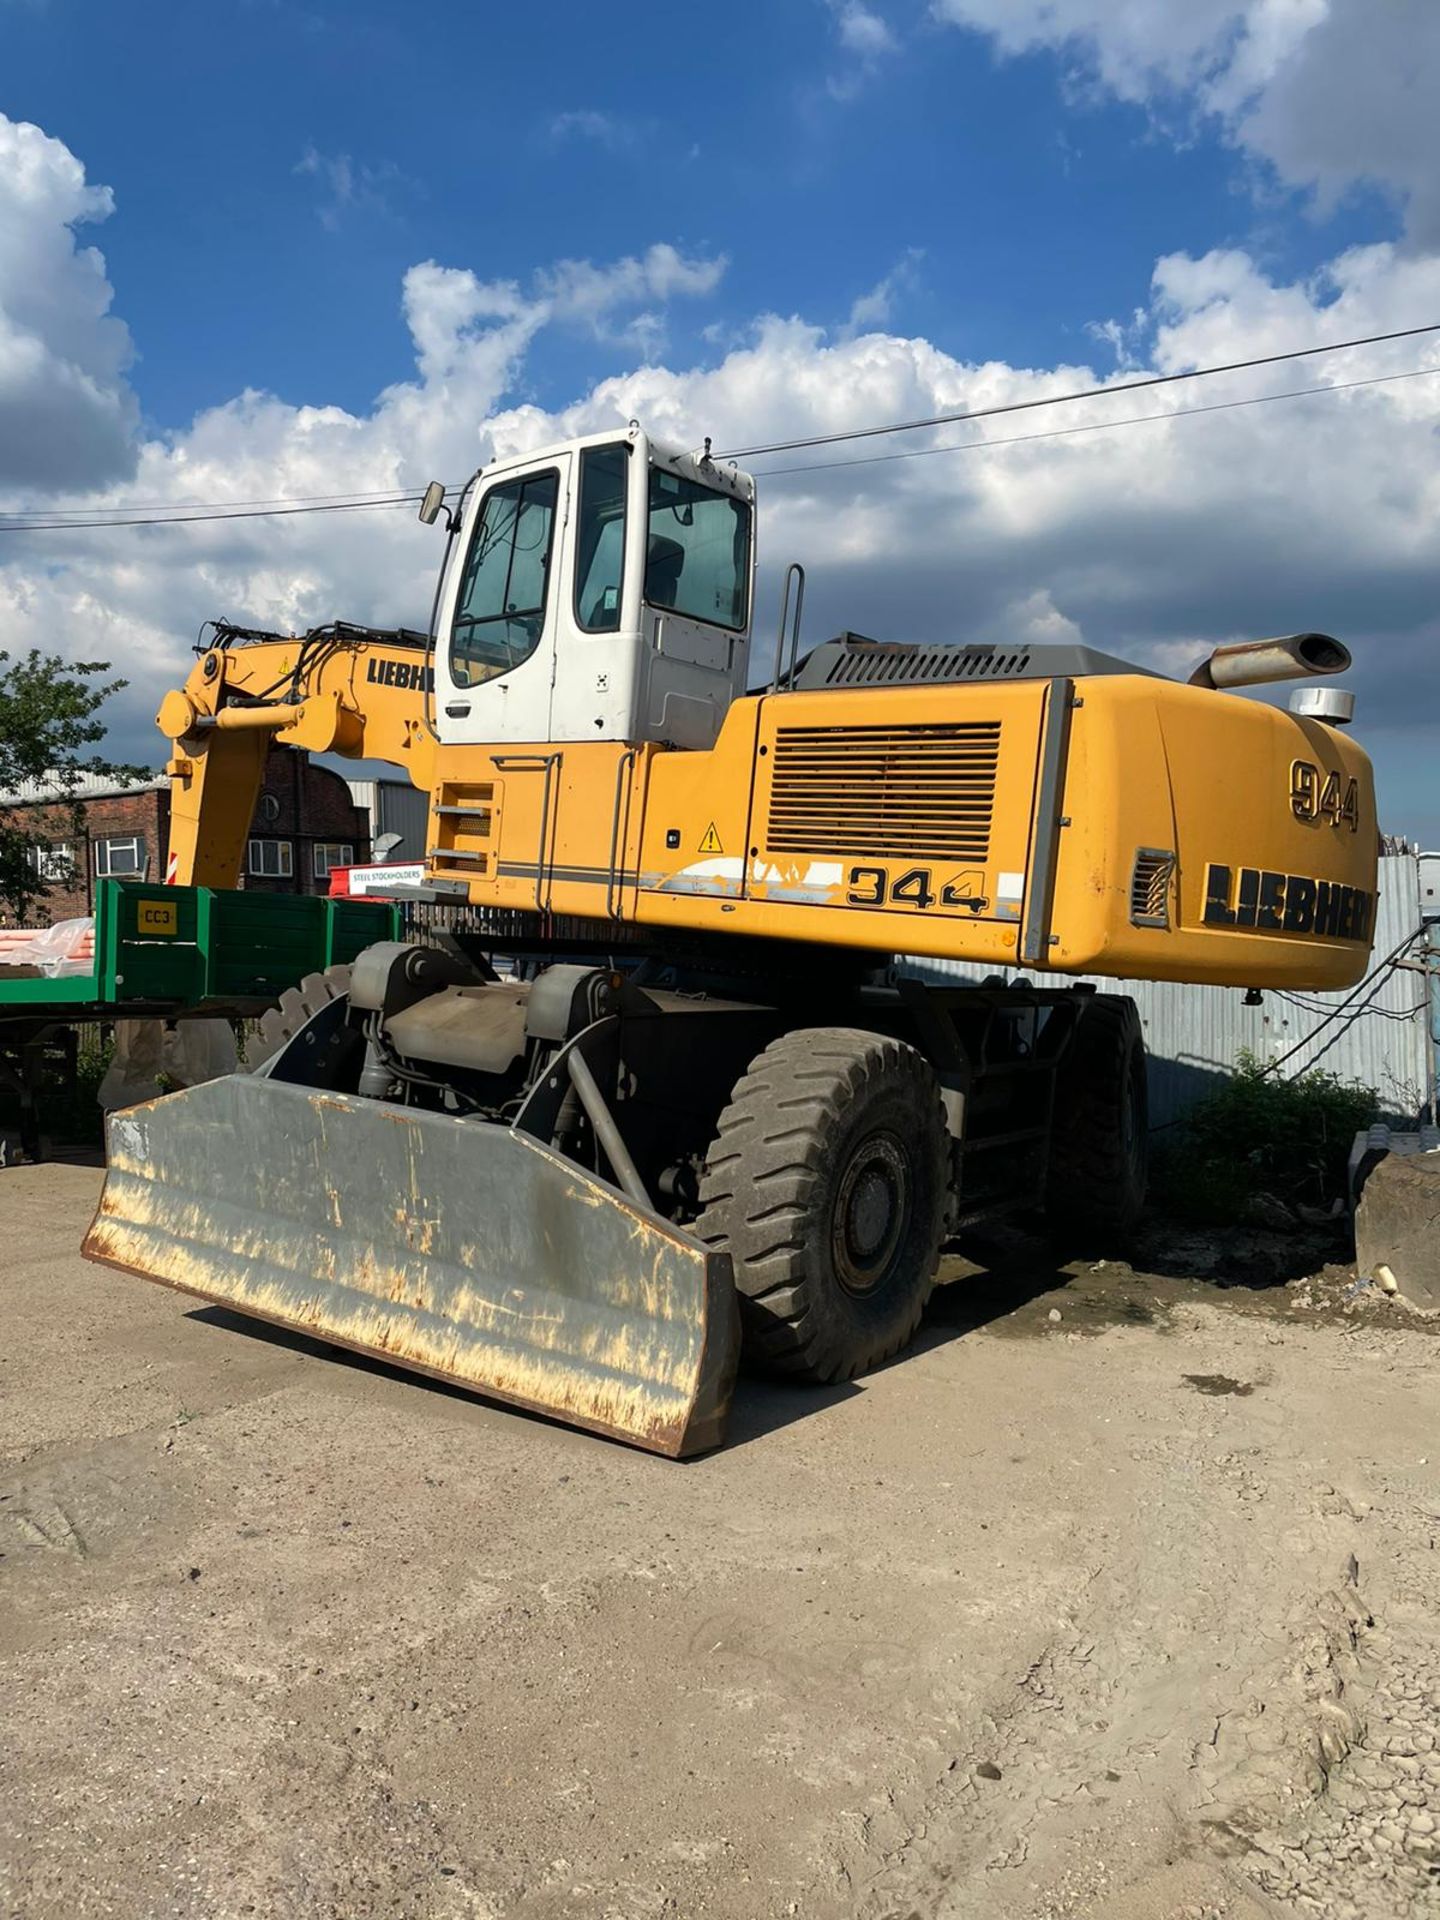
[242,966,353,1074]
[696,1028,950,1383]
[1045,994,1147,1243]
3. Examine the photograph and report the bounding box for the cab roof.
[474,425,755,503]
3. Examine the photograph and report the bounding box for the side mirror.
[418,481,447,526]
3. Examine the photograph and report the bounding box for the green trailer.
[0,880,397,1160]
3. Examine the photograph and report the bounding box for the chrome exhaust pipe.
[1189,632,1350,690]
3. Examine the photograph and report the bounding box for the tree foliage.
[1153,1050,1378,1223]
[0,649,133,921]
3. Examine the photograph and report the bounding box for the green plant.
[1152,1049,1378,1224]
[0,647,139,922]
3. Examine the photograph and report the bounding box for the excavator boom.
[159,619,437,887]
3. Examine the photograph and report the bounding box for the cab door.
[435,453,572,747]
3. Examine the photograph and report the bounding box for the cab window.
[575,444,628,633]
[450,470,559,685]
[645,468,750,633]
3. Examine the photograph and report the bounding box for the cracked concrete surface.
[1,1165,1436,1919]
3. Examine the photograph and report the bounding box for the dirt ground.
[2,1166,1437,1920]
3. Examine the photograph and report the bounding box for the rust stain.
[92,1237,700,1454]
[82,1081,733,1457]
[85,1203,719,1454]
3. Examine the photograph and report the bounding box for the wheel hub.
[832,1131,910,1296]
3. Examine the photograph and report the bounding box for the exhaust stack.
[1189,632,1350,691]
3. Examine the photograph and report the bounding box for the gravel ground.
[1,1164,1436,1920]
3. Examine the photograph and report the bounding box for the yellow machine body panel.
[417,674,1376,991]
[161,622,1377,993]
[1045,674,1377,987]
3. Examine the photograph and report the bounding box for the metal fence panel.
[903,854,1434,1128]
[346,777,431,863]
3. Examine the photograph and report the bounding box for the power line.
[0,486,421,522]
[3,318,1438,533]
[1260,929,1427,1079]
[717,320,1440,461]
[2,361,1428,532]
[1275,987,1426,1026]
[752,365,1440,479]
[0,496,422,535]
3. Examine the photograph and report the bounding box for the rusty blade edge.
[82,1224,705,1460]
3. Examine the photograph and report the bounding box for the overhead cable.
[0,496,422,534]
[3,319,1439,533]
[717,319,1440,461]
[0,487,421,522]
[753,366,1440,480]
[1260,930,1428,1079]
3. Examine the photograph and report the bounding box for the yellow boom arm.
[158,623,436,886]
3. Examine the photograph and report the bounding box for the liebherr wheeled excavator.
[85,426,1379,1455]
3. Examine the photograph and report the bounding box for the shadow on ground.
[1129,1214,1347,1291]
[184,1205,1378,1459]
[187,1302,860,1459]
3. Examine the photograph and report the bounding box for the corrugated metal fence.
[904,853,1437,1129]
[346,778,431,864]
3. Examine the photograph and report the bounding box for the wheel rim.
[831,1130,911,1296]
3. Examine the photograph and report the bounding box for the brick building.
[0,748,368,925]
[241,748,369,900]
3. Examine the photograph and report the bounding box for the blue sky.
[1,0,1439,835]
[1,0,1392,425]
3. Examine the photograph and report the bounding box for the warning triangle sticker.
[698,822,724,854]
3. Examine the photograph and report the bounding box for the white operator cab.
[429,427,757,751]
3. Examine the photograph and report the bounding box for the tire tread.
[696,1026,949,1383]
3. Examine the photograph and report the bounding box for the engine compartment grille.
[766,722,1000,861]
[1129,848,1176,929]
[817,644,1033,686]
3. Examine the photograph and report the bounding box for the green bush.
[1152,1049,1378,1224]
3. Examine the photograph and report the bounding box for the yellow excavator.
[85,426,1379,1455]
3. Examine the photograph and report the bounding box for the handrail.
[770,562,806,693]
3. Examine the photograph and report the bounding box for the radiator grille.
[766,723,1000,861]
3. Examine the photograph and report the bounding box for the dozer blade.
[83,1075,739,1457]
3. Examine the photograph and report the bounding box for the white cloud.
[294,145,410,229]
[534,244,728,355]
[0,114,137,491]
[548,110,633,149]
[832,0,898,58]
[399,262,544,387]
[931,0,1268,99]
[824,0,900,99]
[933,1,1440,241]
[1086,307,1150,368]
[1006,588,1084,647]
[386,246,727,371]
[4,117,1440,834]
[537,244,728,323]
[845,248,925,335]
[1233,2,1440,245]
